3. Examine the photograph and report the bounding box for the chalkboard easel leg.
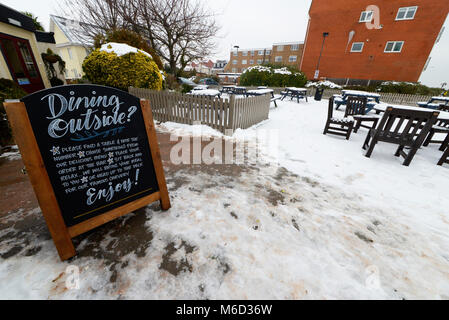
[140,99,171,211]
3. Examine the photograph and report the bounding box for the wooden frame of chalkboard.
[4,94,170,261]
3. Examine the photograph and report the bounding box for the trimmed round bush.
[82,49,163,91]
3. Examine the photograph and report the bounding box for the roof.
[50,15,96,46]
[0,3,36,32]
[272,41,304,46]
[236,47,272,52]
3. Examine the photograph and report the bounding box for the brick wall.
[300,0,449,82]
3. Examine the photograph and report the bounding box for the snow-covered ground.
[1,98,448,299]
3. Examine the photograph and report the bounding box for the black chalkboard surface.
[22,85,159,227]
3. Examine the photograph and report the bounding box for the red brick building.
[300,0,449,85]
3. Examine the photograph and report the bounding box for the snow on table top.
[431,96,449,101]
[192,85,209,91]
[100,42,153,59]
[187,89,220,96]
[286,87,307,92]
[375,103,449,120]
[342,90,381,98]
[247,89,274,94]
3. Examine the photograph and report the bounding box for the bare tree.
[128,0,219,75]
[61,0,219,75]
[60,0,133,39]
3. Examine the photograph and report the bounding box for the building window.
[384,41,404,53]
[250,50,255,56]
[359,11,373,23]
[396,6,418,20]
[242,51,248,56]
[67,48,73,59]
[242,59,247,65]
[257,59,263,64]
[249,60,254,64]
[233,51,238,56]
[291,44,299,51]
[258,50,264,55]
[289,55,297,62]
[232,60,237,65]
[266,50,271,55]
[275,56,282,62]
[351,42,364,52]
[232,68,237,73]
[277,45,284,52]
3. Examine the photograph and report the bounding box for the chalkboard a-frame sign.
[4,84,170,261]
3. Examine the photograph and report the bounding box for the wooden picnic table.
[417,96,449,109]
[335,90,380,111]
[232,87,248,95]
[220,85,237,94]
[246,88,275,98]
[281,87,308,103]
[247,88,280,107]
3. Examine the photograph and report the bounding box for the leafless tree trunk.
[61,0,219,75]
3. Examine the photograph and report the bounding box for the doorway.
[0,33,45,93]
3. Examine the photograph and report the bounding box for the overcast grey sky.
[1,0,447,87]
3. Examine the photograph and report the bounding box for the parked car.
[198,78,219,86]
[178,77,198,87]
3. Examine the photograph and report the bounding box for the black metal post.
[315,32,329,79]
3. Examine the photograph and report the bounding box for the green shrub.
[0,79,27,146]
[82,48,163,91]
[240,65,307,87]
[181,84,193,94]
[378,82,443,96]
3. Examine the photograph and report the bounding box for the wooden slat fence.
[129,87,271,134]
[306,88,433,106]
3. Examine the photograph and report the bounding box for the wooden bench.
[363,107,439,166]
[323,97,354,140]
[271,96,281,108]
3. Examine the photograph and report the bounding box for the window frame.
[289,55,297,62]
[384,41,404,53]
[277,45,284,52]
[396,6,418,21]
[350,42,365,52]
[275,56,282,63]
[242,51,248,56]
[242,59,247,65]
[359,11,373,23]
[291,44,299,51]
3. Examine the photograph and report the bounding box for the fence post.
[229,95,236,131]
